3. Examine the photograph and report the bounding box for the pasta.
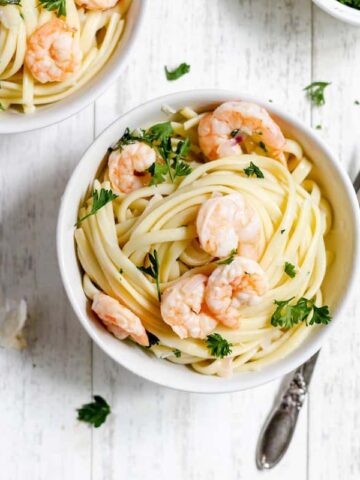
[75,101,333,377]
[0,0,131,113]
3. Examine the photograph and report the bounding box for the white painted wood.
[0,0,359,479]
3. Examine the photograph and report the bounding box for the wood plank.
[0,108,94,480]
[93,1,312,479]
[309,5,360,480]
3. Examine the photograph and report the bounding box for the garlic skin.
[0,297,27,350]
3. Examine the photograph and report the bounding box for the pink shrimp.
[198,101,286,163]
[160,274,217,339]
[92,292,149,346]
[205,256,268,328]
[108,142,156,194]
[196,193,262,260]
[25,19,82,84]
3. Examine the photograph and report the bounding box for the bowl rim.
[313,0,360,26]
[0,0,148,135]
[57,88,360,393]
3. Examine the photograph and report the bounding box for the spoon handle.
[256,351,319,470]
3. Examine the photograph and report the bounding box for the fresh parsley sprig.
[0,0,21,4]
[304,82,331,107]
[217,248,237,265]
[77,395,111,428]
[338,0,360,9]
[271,297,331,329]
[284,262,296,278]
[138,250,161,301]
[77,188,118,226]
[244,161,264,178]
[39,0,66,17]
[164,63,190,81]
[206,333,232,358]
[147,332,160,347]
[173,349,181,358]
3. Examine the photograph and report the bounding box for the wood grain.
[0,0,358,479]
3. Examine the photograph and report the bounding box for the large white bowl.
[57,89,360,393]
[0,0,147,134]
[313,0,360,26]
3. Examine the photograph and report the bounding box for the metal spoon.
[256,171,360,470]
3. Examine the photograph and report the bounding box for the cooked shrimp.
[108,142,156,194]
[25,19,82,84]
[205,256,268,328]
[196,193,262,260]
[75,0,118,10]
[92,292,149,346]
[160,274,217,339]
[198,101,286,163]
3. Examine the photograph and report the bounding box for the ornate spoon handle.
[256,351,319,469]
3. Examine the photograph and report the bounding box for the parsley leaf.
[147,162,169,185]
[77,188,118,226]
[146,121,173,142]
[244,161,264,178]
[304,82,331,106]
[147,332,160,347]
[173,349,181,358]
[338,0,360,9]
[206,333,232,358]
[284,262,296,278]
[230,129,240,138]
[0,0,21,4]
[138,250,161,301]
[258,141,268,153]
[308,305,332,325]
[77,395,111,428]
[39,0,66,17]
[271,297,331,329]
[217,248,237,265]
[164,63,190,81]
[315,124,322,130]
[172,138,192,179]
[280,229,286,234]
[355,100,360,105]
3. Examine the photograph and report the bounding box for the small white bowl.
[0,0,147,134]
[313,0,360,26]
[57,89,360,393]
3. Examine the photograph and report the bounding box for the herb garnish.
[164,63,190,81]
[230,129,240,138]
[0,102,4,111]
[338,0,360,10]
[280,229,285,234]
[355,100,360,105]
[173,349,181,358]
[0,0,21,4]
[304,82,331,106]
[315,124,322,130]
[147,332,160,347]
[258,141,268,153]
[77,188,118,226]
[39,0,66,17]
[271,297,331,329]
[217,248,237,265]
[206,333,232,358]
[147,162,169,186]
[77,395,111,428]
[119,268,123,274]
[284,262,296,278]
[138,250,161,301]
[244,161,264,178]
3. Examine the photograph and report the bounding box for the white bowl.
[57,89,360,393]
[313,0,360,26]
[0,0,147,134]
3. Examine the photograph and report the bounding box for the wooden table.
[1,1,360,478]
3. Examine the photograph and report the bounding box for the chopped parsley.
[173,349,181,358]
[258,141,268,153]
[338,0,360,9]
[271,297,331,329]
[0,0,21,4]
[315,124,322,130]
[230,129,240,138]
[119,268,123,274]
[77,188,118,226]
[138,250,161,301]
[39,0,66,17]
[244,161,264,178]
[355,100,360,105]
[304,82,331,107]
[206,333,232,358]
[280,229,285,234]
[77,395,111,428]
[147,162,169,186]
[147,332,160,347]
[217,248,237,265]
[284,262,296,278]
[164,63,190,81]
